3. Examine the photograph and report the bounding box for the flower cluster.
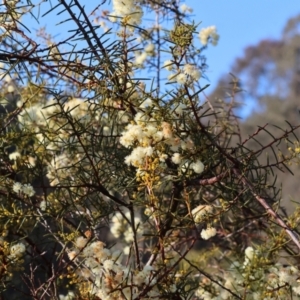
[199,26,219,46]
[12,182,35,197]
[110,211,143,254]
[9,242,26,260]
[183,64,201,81]
[18,98,94,150]
[109,0,143,29]
[18,98,101,187]
[134,43,155,66]
[200,227,217,240]
[47,152,82,186]
[163,60,173,71]
[191,205,217,240]
[59,291,75,300]
[180,4,193,14]
[180,159,204,174]
[120,110,204,176]
[68,237,159,299]
[167,64,202,85]
[195,246,300,299]
[192,205,213,223]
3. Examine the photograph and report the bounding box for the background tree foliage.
[210,14,300,214]
[0,1,300,299]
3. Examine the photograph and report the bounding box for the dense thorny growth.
[0,0,299,299]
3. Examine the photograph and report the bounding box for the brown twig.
[233,168,300,251]
[186,171,229,186]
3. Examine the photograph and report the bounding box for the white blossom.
[199,26,219,46]
[139,98,153,108]
[174,103,187,115]
[181,160,191,173]
[10,243,26,258]
[180,4,193,13]
[191,160,204,174]
[110,212,143,244]
[13,182,22,193]
[103,259,115,271]
[183,64,201,81]
[103,126,110,136]
[145,43,155,53]
[176,73,188,85]
[7,85,15,93]
[123,245,130,255]
[40,200,47,211]
[124,146,154,167]
[13,182,35,196]
[169,137,181,152]
[278,269,293,284]
[181,138,194,150]
[161,122,173,139]
[117,111,129,124]
[134,112,149,124]
[120,123,145,148]
[135,52,147,66]
[75,237,88,249]
[159,153,168,162]
[163,60,173,71]
[59,291,75,300]
[22,183,35,197]
[201,227,217,240]
[144,125,157,137]
[192,205,213,223]
[171,153,182,164]
[245,246,255,260]
[293,285,300,295]
[110,0,143,28]
[68,250,78,260]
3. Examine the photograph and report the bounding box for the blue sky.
[26,0,299,115]
[186,0,299,93]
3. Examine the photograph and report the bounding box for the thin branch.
[233,168,300,251]
[186,171,229,186]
